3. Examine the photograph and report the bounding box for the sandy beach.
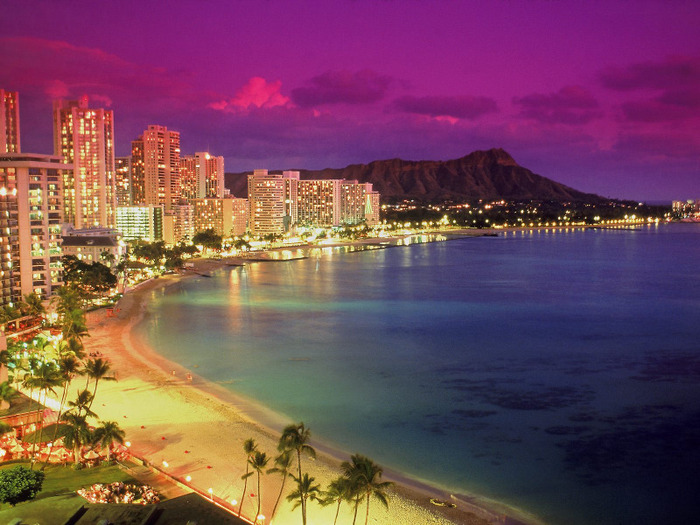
[82,243,539,525]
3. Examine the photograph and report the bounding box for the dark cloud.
[600,55,700,91]
[514,86,600,125]
[291,70,392,107]
[393,95,498,120]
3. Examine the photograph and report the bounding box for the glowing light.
[162,461,169,468]
[185,475,192,482]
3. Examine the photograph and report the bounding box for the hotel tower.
[131,125,181,212]
[1,90,20,154]
[53,96,117,228]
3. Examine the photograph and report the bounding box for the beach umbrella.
[83,450,100,460]
[10,444,25,454]
[40,446,52,455]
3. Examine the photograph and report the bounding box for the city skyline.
[1,0,699,202]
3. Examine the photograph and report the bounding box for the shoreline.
[85,234,547,525]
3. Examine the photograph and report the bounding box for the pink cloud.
[209,77,290,112]
[45,79,69,99]
[291,70,392,107]
[514,86,601,125]
[393,95,498,120]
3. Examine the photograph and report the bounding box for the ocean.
[141,223,700,525]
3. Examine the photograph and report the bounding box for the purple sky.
[1,0,699,201]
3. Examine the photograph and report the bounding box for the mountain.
[224,148,605,203]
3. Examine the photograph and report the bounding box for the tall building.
[0,90,20,154]
[163,203,194,245]
[192,198,235,237]
[116,205,163,242]
[339,181,380,226]
[283,171,299,230]
[297,179,342,227]
[115,156,132,206]
[0,153,67,305]
[247,170,286,236]
[180,152,225,201]
[53,96,116,228]
[131,125,180,212]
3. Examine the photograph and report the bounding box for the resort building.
[53,96,117,229]
[61,225,123,267]
[1,89,20,154]
[283,170,300,230]
[180,152,225,200]
[0,153,66,305]
[297,179,342,227]
[115,156,132,206]
[192,198,237,237]
[365,186,381,226]
[116,205,163,242]
[163,203,194,245]
[131,125,181,213]
[247,169,286,236]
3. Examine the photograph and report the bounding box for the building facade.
[1,90,20,154]
[297,179,342,227]
[131,125,180,212]
[115,156,132,206]
[163,204,194,245]
[0,153,66,305]
[247,169,286,236]
[53,96,116,229]
[180,152,225,201]
[116,205,164,242]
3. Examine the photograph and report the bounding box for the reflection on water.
[144,224,700,525]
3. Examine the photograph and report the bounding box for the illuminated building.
[180,152,225,200]
[192,198,239,237]
[131,125,180,212]
[283,171,299,230]
[0,90,20,154]
[0,153,66,305]
[247,170,286,235]
[297,179,342,227]
[116,205,163,242]
[163,203,194,245]
[115,156,132,206]
[53,96,116,228]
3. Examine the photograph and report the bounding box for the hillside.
[225,148,605,203]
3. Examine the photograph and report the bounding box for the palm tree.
[238,438,258,518]
[22,361,62,465]
[286,473,322,525]
[267,450,294,522]
[83,357,116,409]
[19,292,46,319]
[60,308,89,342]
[244,451,269,525]
[41,355,83,470]
[341,454,393,525]
[93,421,126,462]
[59,412,92,466]
[66,389,96,419]
[279,422,316,525]
[322,476,355,525]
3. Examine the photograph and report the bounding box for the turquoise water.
[142,224,700,525]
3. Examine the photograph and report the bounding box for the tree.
[19,292,46,319]
[22,361,62,465]
[244,451,269,525]
[66,389,96,419]
[93,421,126,462]
[286,473,322,525]
[83,357,116,409]
[279,422,316,525]
[0,380,18,410]
[267,450,294,522]
[238,438,258,518]
[59,412,92,467]
[322,476,355,525]
[340,454,393,525]
[193,228,223,252]
[0,466,45,506]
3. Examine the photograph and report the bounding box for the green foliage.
[0,466,45,506]
[62,255,118,297]
[193,228,223,251]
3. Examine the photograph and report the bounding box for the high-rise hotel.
[53,96,117,229]
[131,125,181,213]
[180,152,225,200]
[1,90,20,154]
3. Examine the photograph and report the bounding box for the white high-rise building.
[131,125,180,212]
[247,169,286,236]
[180,152,225,200]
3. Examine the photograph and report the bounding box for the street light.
[208,488,213,501]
